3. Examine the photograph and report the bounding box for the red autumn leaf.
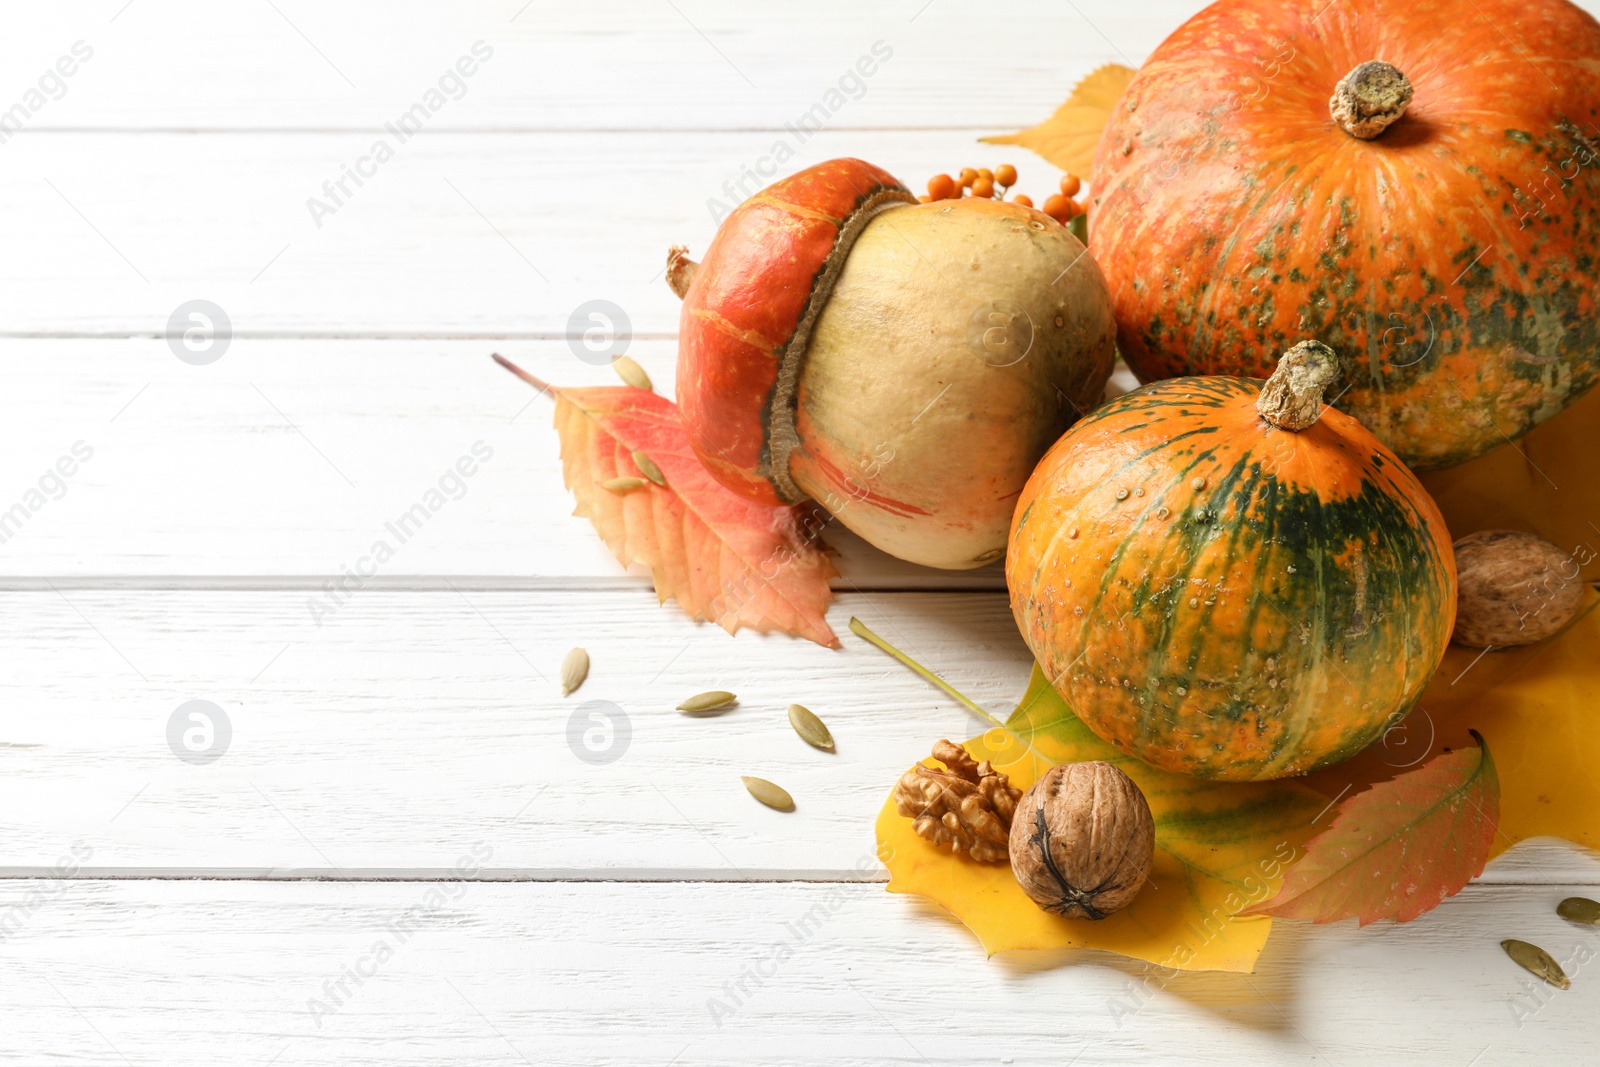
[496,357,840,648]
[1245,731,1499,925]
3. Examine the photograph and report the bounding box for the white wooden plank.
[0,588,1033,874]
[0,129,1087,336]
[1,0,1209,130]
[7,0,1600,339]
[0,587,1592,884]
[0,337,1027,583]
[0,879,1594,1065]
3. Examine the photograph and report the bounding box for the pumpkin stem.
[1330,61,1413,140]
[666,244,699,299]
[1256,341,1343,431]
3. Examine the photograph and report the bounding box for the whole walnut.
[1009,761,1154,920]
[1452,530,1586,648]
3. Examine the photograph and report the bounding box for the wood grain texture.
[0,130,1111,336]
[0,337,1039,583]
[0,337,1132,581]
[2,1,1201,131]
[0,879,1594,1065]
[0,589,1032,874]
[0,586,1590,883]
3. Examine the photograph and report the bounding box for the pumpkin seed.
[742,776,795,812]
[559,648,589,696]
[1501,939,1570,990]
[677,690,736,713]
[601,476,646,494]
[612,355,652,391]
[632,450,667,486]
[1558,896,1600,924]
[788,704,834,751]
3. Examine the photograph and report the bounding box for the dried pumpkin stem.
[848,616,1008,731]
[1256,340,1343,431]
[1330,61,1413,140]
[666,244,699,299]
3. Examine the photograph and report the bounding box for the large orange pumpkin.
[1091,0,1600,470]
[1007,342,1458,781]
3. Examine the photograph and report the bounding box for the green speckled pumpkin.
[1007,343,1458,781]
[1091,0,1600,470]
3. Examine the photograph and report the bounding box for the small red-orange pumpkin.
[1091,0,1600,470]
[672,159,1116,569]
[1008,342,1458,781]
[673,159,914,509]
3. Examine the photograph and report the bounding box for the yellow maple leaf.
[877,666,1327,973]
[981,63,1138,179]
[1419,385,1600,583]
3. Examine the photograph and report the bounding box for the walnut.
[1452,530,1586,648]
[894,740,1020,863]
[1009,761,1154,920]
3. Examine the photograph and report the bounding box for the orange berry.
[917,194,932,203]
[1060,173,1082,197]
[972,176,996,198]
[959,168,977,187]
[1012,193,1034,208]
[927,173,955,200]
[995,164,1017,188]
[977,167,993,182]
[1042,193,1071,221]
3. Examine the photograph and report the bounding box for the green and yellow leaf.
[877,665,1327,972]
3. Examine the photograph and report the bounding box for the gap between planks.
[0,867,1593,886]
[0,577,1003,593]
[0,867,888,882]
[0,331,684,340]
[3,126,1017,135]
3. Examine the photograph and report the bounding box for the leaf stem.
[491,352,555,397]
[848,616,1008,732]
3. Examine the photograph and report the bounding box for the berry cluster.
[918,165,1086,224]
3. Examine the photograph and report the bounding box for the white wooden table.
[1,2,1595,1063]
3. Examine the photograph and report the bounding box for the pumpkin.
[673,158,1116,569]
[1007,341,1458,781]
[1090,0,1600,471]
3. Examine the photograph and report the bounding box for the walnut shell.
[1452,530,1585,648]
[1008,761,1154,920]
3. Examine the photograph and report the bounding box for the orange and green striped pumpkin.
[1007,342,1457,781]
